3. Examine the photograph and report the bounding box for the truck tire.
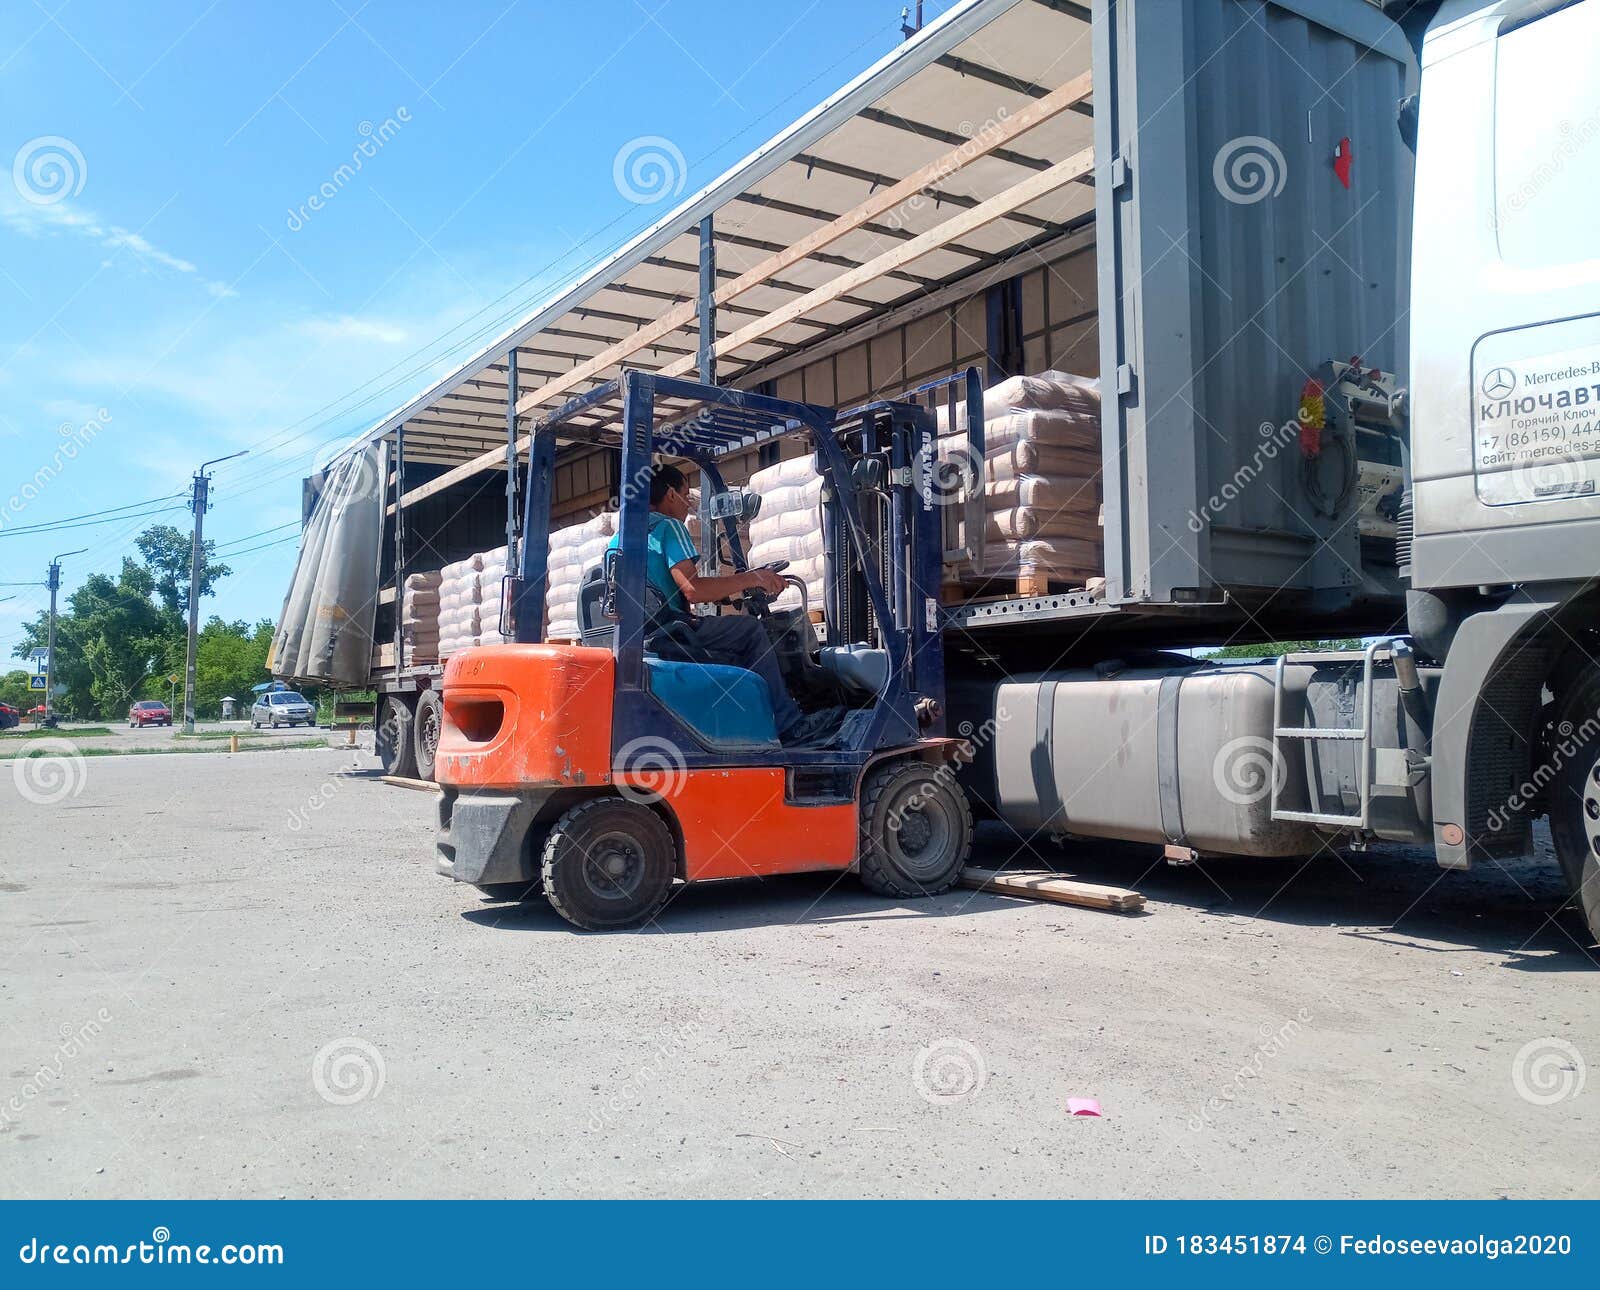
[376,695,417,779]
[540,797,676,930]
[414,689,443,782]
[1549,663,1600,947]
[857,759,972,898]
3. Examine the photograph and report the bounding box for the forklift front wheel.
[541,797,677,930]
[858,759,973,899]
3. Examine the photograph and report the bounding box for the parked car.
[0,701,19,731]
[251,691,316,728]
[128,699,172,728]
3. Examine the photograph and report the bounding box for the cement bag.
[936,370,1100,433]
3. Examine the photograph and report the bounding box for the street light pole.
[183,451,249,734]
[45,549,87,726]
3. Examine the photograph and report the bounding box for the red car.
[129,699,172,728]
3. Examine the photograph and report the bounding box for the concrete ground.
[2,742,1595,1200]
[0,718,324,754]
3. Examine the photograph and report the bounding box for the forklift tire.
[414,689,444,782]
[540,797,676,930]
[1549,662,1600,948]
[857,759,973,899]
[376,695,418,779]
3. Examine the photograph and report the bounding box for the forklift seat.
[819,644,890,698]
[575,563,780,748]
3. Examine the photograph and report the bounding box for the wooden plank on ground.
[380,775,440,792]
[959,866,1144,913]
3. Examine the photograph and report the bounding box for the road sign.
[28,674,47,690]
[168,673,179,686]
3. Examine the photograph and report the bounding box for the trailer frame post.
[505,347,520,567]
[513,421,555,645]
[696,217,718,579]
[393,423,405,682]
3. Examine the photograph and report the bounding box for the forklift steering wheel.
[740,560,789,617]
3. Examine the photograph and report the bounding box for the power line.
[213,520,301,553]
[214,532,299,560]
[0,493,186,536]
[0,502,189,538]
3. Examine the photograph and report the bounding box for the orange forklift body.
[436,644,858,880]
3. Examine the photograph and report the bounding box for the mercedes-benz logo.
[1480,366,1517,400]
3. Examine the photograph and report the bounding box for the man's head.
[649,463,691,521]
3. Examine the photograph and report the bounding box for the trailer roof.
[341,0,1096,506]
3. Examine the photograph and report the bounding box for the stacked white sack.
[935,370,1102,586]
[746,457,825,614]
[401,571,442,665]
[436,552,483,658]
[546,511,617,641]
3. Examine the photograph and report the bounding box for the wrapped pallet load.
[545,510,617,643]
[745,456,825,617]
[936,370,1102,593]
[477,545,509,645]
[400,570,442,665]
[435,552,483,659]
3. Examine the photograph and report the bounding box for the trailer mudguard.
[1429,582,1589,871]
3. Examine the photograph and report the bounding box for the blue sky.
[0,0,956,658]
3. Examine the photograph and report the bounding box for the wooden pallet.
[959,866,1144,913]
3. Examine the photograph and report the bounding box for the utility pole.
[183,451,249,734]
[45,549,87,726]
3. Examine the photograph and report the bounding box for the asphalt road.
[2,742,1595,1199]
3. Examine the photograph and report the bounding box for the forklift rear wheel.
[541,797,677,930]
[858,759,973,898]
[1549,661,1600,948]
[413,689,443,782]
[375,695,417,779]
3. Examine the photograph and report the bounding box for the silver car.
[251,691,316,728]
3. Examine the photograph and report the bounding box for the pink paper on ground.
[1067,1097,1102,1117]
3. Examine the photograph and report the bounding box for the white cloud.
[1,193,236,299]
[298,315,408,345]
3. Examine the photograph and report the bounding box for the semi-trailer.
[271,0,1600,944]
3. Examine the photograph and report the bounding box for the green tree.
[13,559,173,717]
[1208,638,1364,659]
[194,617,275,716]
[0,669,36,710]
[135,523,232,618]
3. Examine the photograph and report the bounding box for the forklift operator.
[610,464,841,747]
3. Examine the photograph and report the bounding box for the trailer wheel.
[1549,663,1600,948]
[375,695,417,779]
[857,759,972,898]
[540,797,676,930]
[413,689,443,781]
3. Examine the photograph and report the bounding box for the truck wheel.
[1549,663,1600,947]
[413,689,443,781]
[540,797,676,930]
[857,759,973,898]
[376,695,417,779]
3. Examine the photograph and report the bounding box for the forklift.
[433,370,977,929]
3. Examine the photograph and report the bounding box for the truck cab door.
[1409,0,1600,589]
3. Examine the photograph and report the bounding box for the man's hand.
[743,568,787,596]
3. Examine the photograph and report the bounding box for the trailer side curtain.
[270,442,386,686]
